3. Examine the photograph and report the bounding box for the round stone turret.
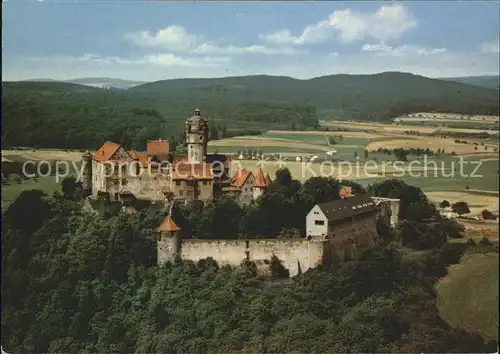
[81,150,93,196]
[185,108,209,163]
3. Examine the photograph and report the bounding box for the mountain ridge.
[15,72,500,90]
[439,75,499,89]
[3,71,499,150]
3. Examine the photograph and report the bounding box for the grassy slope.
[436,252,499,341]
[2,177,61,212]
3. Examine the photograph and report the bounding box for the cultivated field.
[365,136,497,155]
[266,130,384,139]
[2,177,61,211]
[3,149,84,162]
[426,191,499,215]
[209,136,332,153]
[3,118,499,210]
[323,120,499,135]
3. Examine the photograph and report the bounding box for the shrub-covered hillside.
[1,173,498,353]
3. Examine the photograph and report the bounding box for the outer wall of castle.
[157,237,326,277]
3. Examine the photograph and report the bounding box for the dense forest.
[1,81,318,151]
[3,71,499,150]
[2,170,498,353]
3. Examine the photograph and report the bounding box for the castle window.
[315,220,325,226]
[176,181,181,186]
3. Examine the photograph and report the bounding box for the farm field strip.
[322,120,498,135]
[209,138,331,152]
[426,191,499,214]
[265,130,383,139]
[365,135,499,156]
[3,149,85,162]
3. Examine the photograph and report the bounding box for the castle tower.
[185,108,209,163]
[81,150,93,197]
[252,168,269,200]
[157,213,182,263]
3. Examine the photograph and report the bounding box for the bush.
[451,201,470,215]
[439,243,469,266]
[478,237,493,246]
[466,238,477,246]
[439,200,451,209]
[481,209,496,220]
[9,173,22,184]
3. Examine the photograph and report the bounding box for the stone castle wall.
[157,237,327,277]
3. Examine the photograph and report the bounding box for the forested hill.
[440,75,499,90]
[1,176,498,352]
[131,71,500,119]
[2,71,499,150]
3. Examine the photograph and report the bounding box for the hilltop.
[22,77,146,90]
[441,75,499,90]
[130,72,499,119]
[2,71,499,150]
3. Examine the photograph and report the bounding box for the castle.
[81,108,272,208]
[157,186,400,277]
[81,108,400,276]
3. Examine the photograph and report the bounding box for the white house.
[306,193,379,239]
[306,191,401,240]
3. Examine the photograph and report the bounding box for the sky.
[2,1,500,81]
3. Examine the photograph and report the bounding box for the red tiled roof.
[157,216,181,232]
[339,186,352,199]
[147,140,170,158]
[136,152,149,168]
[128,150,138,159]
[254,168,269,188]
[128,150,149,168]
[172,162,213,180]
[93,141,121,162]
[231,168,251,188]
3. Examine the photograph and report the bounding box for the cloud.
[125,25,200,52]
[143,53,231,67]
[125,25,300,56]
[191,43,304,55]
[25,52,231,68]
[258,22,331,46]
[480,40,500,54]
[260,4,418,45]
[361,42,447,56]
